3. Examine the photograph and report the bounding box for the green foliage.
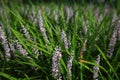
[0,1,120,80]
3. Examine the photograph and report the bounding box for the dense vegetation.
[0,0,120,80]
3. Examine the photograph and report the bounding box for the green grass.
[0,0,120,80]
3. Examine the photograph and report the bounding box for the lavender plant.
[93,54,101,80]
[67,51,74,79]
[38,10,49,44]
[52,46,62,80]
[0,22,11,60]
[0,1,120,80]
[107,27,117,58]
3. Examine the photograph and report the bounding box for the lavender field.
[0,0,120,80]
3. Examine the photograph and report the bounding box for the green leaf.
[0,72,17,80]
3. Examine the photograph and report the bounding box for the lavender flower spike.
[21,24,31,40]
[52,46,62,80]
[65,6,73,24]
[0,22,11,60]
[67,51,74,78]
[61,30,69,50]
[93,54,101,80]
[38,10,49,44]
[16,40,28,57]
[107,30,117,58]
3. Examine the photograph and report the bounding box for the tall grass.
[0,1,120,80]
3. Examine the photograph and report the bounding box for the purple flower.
[93,54,101,80]
[67,51,74,78]
[52,46,62,80]
[38,10,49,44]
[0,22,11,60]
[61,30,69,50]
